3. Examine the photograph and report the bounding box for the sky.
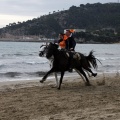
[0,0,118,28]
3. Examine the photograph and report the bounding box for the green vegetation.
[0,3,120,43]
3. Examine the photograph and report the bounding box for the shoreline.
[0,73,80,91]
[0,72,118,91]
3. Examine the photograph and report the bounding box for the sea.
[0,41,120,82]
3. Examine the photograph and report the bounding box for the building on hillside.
[64,29,86,33]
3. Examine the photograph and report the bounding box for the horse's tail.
[86,50,100,69]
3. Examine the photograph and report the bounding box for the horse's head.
[46,42,59,59]
[39,44,48,57]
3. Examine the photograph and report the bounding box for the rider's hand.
[70,48,74,51]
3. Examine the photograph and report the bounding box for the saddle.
[60,49,81,60]
[72,52,81,60]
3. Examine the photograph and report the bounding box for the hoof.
[51,85,57,88]
[68,68,73,73]
[57,87,60,90]
[85,82,91,86]
[93,73,97,77]
[40,80,44,83]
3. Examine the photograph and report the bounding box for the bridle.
[39,45,48,57]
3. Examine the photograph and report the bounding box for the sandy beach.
[0,73,120,120]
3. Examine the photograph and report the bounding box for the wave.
[19,61,48,65]
[103,65,114,68]
[97,57,106,61]
[108,57,120,60]
[105,53,114,55]
[26,71,47,76]
[0,61,48,72]
[0,72,22,78]
[0,71,47,78]
[1,53,35,58]
[0,64,6,68]
[97,57,120,61]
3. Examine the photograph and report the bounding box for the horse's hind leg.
[75,69,86,83]
[76,67,91,86]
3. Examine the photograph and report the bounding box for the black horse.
[39,43,90,87]
[40,43,99,89]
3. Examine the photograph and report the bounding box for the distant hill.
[0,3,120,38]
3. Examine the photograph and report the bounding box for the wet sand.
[0,73,120,120]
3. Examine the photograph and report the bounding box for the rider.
[65,29,76,72]
[65,29,76,51]
[58,33,68,49]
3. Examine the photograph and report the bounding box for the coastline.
[1,39,120,44]
[0,38,49,42]
[0,72,120,120]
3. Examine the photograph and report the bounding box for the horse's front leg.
[40,68,54,83]
[54,72,59,87]
[57,71,64,90]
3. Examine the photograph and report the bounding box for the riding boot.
[68,68,73,72]
[68,52,73,72]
